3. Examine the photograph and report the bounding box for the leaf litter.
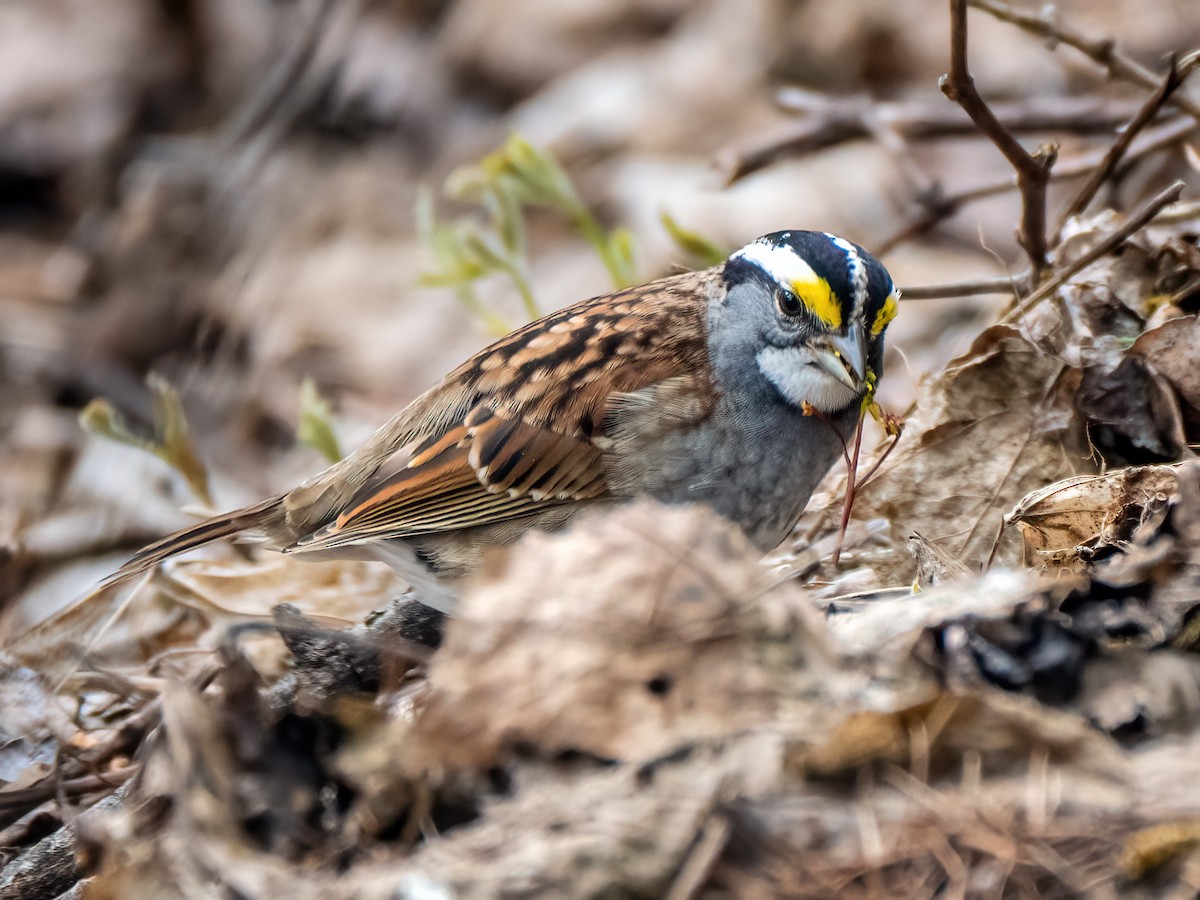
[4,5,1200,897]
[11,217,1200,891]
[4,184,1200,900]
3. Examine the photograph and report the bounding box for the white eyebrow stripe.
[730,239,821,290]
[823,232,867,314]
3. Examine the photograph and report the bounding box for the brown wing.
[288,268,719,551]
[293,405,606,550]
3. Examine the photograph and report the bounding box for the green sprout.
[296,377,343,463]
[416,188,518,336]
[419,135,736,334]
[660,210,728,267]
[418,134,638,331]
[451,134,638,289]
[79,374,212,507]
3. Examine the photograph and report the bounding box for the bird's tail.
[97,496,281,591]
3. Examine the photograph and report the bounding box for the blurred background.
[2,0,1198,620]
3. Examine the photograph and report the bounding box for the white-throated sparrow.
[102,231,899,610]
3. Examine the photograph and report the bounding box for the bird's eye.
[776,288,803,317]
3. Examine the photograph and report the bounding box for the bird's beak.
[814,322,868,391]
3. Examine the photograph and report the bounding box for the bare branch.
[0,765,138,812]
[941,0,1056,282]
[969,0,1200,122]
[720,93,1151,184]
[877,116,1197,254]
[1001,180,1186,325]
[1057,54,1199,233]
[900,275,1028,300]
[219,0,338,149]
[1165,274,1200,308]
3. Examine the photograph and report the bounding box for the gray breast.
[605,386,854,551]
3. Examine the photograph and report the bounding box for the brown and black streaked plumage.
[99,232,899,612]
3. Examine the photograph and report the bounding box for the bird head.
[718,230,899,414]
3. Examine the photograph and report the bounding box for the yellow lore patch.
[871,289,899,336]
[790,275,842,328]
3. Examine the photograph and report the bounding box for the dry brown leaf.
[1083,461,1200,647]
[382,735,782,900]
[3,555,401,690]
[908,530,972,588]
[1078,652,1200,739]
[793,690,1123,781]
[1077,351,1190,461]
[849,325,1093,583]
[1121,818,1200,881]
[822,568,1095,716]
[161,556,404,624]
[1006,465,1180,572]
[416,501,778,767]
[0,653,74,786]
[4,579,206,688]
[1132,314,1200,435]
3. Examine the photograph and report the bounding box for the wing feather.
[290,404,607,551]
[280,268,718,553]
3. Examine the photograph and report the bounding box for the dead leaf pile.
[10,471,1200,898]
[4,213,1200,900]
[3,1,1200,897]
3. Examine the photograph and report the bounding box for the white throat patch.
[757,345,859,414]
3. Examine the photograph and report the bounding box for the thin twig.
[1001,180,1186,325]
[857,429,904,489]
[877,116,1197,254]
[664,813,732,900]
[862,105,939,202]
[1057,54,1197,234]
[831,414,868,568]
[219,0,366,197]
[941,0,1056,282]
[969,0,1200,122]
[721,93,1150,184]
[900,274,1028,300]
[0,765,138,812]
[1165,274,1200,307]
[218,0,338,148]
